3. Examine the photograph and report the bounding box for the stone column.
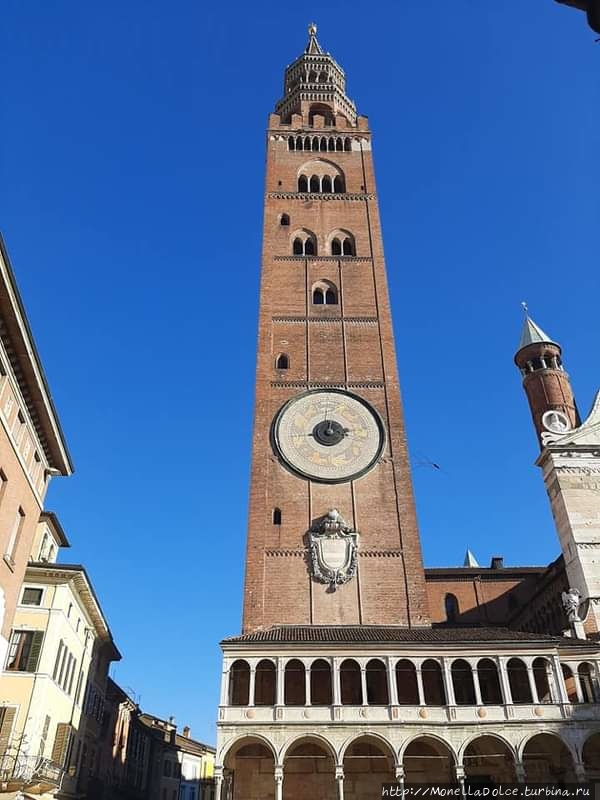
[442,660,456,706]
[305,663,311,706]
[214,768,223,800]
[552,656,569,704]
[276,657,285,706]
[526,663,539,705]
[515,763,527,784]
[573,667,585,703]
[333,657,341,706]
[249,664,256,707]
[335,765,345,800]
[574,761,587,783]
[274,765,284,800]
[497,657,513,705]
[387,657,398,706]
[416,665,425,706]
[360,666,368,706]
[220,663,229,706]
[223,774,233,800]
[471,662,483,706]
[455,765,466,799]
[395,764,405,790]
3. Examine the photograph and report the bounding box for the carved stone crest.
[308,509,359,590]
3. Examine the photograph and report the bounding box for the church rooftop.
[222,625,594,648]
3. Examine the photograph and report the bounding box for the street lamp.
[555,0,600,34]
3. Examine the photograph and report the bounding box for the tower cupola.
[275,24,358,126]
[514,309,579,447]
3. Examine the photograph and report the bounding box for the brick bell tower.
[515,311,600,634]
[242,23,430,633]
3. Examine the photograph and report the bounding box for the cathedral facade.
[214,26,600,798]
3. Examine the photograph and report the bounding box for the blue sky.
[1,1,598,743]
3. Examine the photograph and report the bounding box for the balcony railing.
[0,754,64,792]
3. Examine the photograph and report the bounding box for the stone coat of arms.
[308,509,359,590]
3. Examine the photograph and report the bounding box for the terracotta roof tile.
[222,625,597,648]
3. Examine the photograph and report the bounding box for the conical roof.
[517,316,557,352]
[463,548,479,567]
[305,23,324,54]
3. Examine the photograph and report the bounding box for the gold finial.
[308,22,317,36]
[521,301,529,317]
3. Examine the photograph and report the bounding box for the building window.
[5,507,25,564]
[21,587,43,606]
[67,603,73,619]
[272,508,282,525]
[6,630,44,672]
[275,353,289,370]
[279,213,290,226]
[445,593,459,622]
[312,281,338,306]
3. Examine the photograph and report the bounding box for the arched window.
[275,353,289,369]
[336,138,343,151]
[421,659,446,705]
[254,659,276,706]
[292,232,317,256]
[298,175,308,192]
[310,659,332,705]
[366,659,389,705]
[321,175,332,193]
[272,508,282,525]
[340,659,362,705]
[333,176,344,193]
[328,137,335,151]
[320,138,327,151]
[308,71,318,83]
[304,238,315,256]
[396,660,419,704]
[451,659,476,705]
[344,137,352,151]
[296,137,303,151]
[342,238,355,256]
[445,593,459,622]
[229,660,250,706]
[312,280,338,305]
[310,175,320,193]
[331,238,342,255]
[288,138,295,151]
[284,659,305,705]
[280,213,290,226]
[293,238,304,255]
[319,71,328,83]
[312,137,319,152]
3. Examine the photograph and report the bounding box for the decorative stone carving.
[308,509,359,589]
[561,587,581,622]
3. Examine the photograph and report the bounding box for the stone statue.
[561,587,581,622]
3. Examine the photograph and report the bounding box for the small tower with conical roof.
[514,311,579,448]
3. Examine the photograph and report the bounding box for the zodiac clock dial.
[272,389,385,483]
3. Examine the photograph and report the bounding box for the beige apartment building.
[0,513,120,796]
[0,236,73,672]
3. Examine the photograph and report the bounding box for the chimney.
[183,726,191,738]
[490,556,504,570]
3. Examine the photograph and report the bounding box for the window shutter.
[0,707,16,757]
[51,722,72,766]
[26,631,44,672]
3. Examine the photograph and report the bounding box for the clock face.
[272,389,385,483]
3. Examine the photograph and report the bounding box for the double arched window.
[312,280,338,306]
[330,232,356,256]
[291,230,317,256]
